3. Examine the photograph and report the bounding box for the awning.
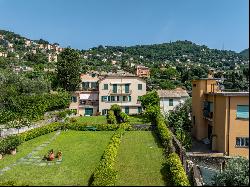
[80,94,90,99]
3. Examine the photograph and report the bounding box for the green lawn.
[76,116,107,125]
[128,115,151,125]
[115,131,167,186]
[0,130,114,186]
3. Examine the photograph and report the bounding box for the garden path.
[0,130,61,176]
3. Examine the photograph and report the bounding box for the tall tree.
[56,48,81,91]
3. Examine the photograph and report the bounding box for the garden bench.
[84,126,97,131]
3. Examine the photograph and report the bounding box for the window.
[138,84,142,90]
[101,96,107,102]
[236,137,249,147]
[193,116,195,125]
[111,96,115,101]
[71,96,77,103]
[169,99,174,106]
[236,105,249,119]
[125,106,129,114]
[104,84,108,90]
[102,109,108,115]
[123,96,126,101]
[128,96,131,102]
[108,96,111,101]
[91,82,97,89]
[82,82,89,90]
[125,84,129,93]
[138,107,142,113]
[113,84,117,93]
[117,96,120,101]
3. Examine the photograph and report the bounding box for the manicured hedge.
[155,115,173,153]
[19,122,63,142]
[165,153,190,186]
[90,128,125,186]
[64,122,132,131]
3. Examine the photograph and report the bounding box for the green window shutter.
[123,96,126,101]
[128,96,131,102]
[113,84,117,93]
[111,96,115,101]
[125,84,129,93]
[169,99,173,106]
[125,107,129,114]
[138,107,142,113]
[138,84,142,90]
[71,96,77,103]
[104,84,108,90]
[237,105,249,119]
[117,96,120,101]
[108,96,111,101]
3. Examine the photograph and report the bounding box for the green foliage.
[91,128,125,186]
[167,98,192,150]
[0,91,70,123]
[0,135,22,154]
[155,115,173,153]
[56,48,81,91]
[164,153,190,186]
[143,104,161,125]
[19,122,62,142]
[119,112,130,123]
[140,90,160,109]
[212,157,249,186]
[107,110,117,124]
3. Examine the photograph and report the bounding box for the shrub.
[164,153,190,186]
[90,128,125,186]
[212,157,249,186]
[107,110,117,124]
[156,115,173,153]
[0,135,22,154]
[120,112,130,123]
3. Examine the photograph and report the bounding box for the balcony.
[109,89,132,95]
[79,100,99,106]
[203,110,213,121]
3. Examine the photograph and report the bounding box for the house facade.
[98,73,146,115]
[192,78,249,158]
[157,88,189,115]
[136,65,150,78]
[69,72,146,116]
[69,73,99,116]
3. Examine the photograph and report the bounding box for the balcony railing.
[203,110,213,120]
[79,100,99,106]
[109,89,132,95]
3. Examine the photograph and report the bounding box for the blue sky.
[0,0,248,52]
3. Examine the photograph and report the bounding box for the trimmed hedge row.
[165,153,190,186]
[90,128,125,186]
[64,122,132,131]
[155,115,190,186]
[155,115,173,153]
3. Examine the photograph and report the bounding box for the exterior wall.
[212,95,227,154]
[159,97,189,115]
[192,80,213,140]
[99,76,146,115]
[228,96,249,158]
[192,79,249,157]
[136,67,150,77]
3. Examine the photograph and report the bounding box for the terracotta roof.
[157,88,189,98]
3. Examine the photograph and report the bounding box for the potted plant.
[47,149,55,161]
[57,150,62,160]
[7,136,20,155]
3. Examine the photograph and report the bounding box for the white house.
[157,88,189,115]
